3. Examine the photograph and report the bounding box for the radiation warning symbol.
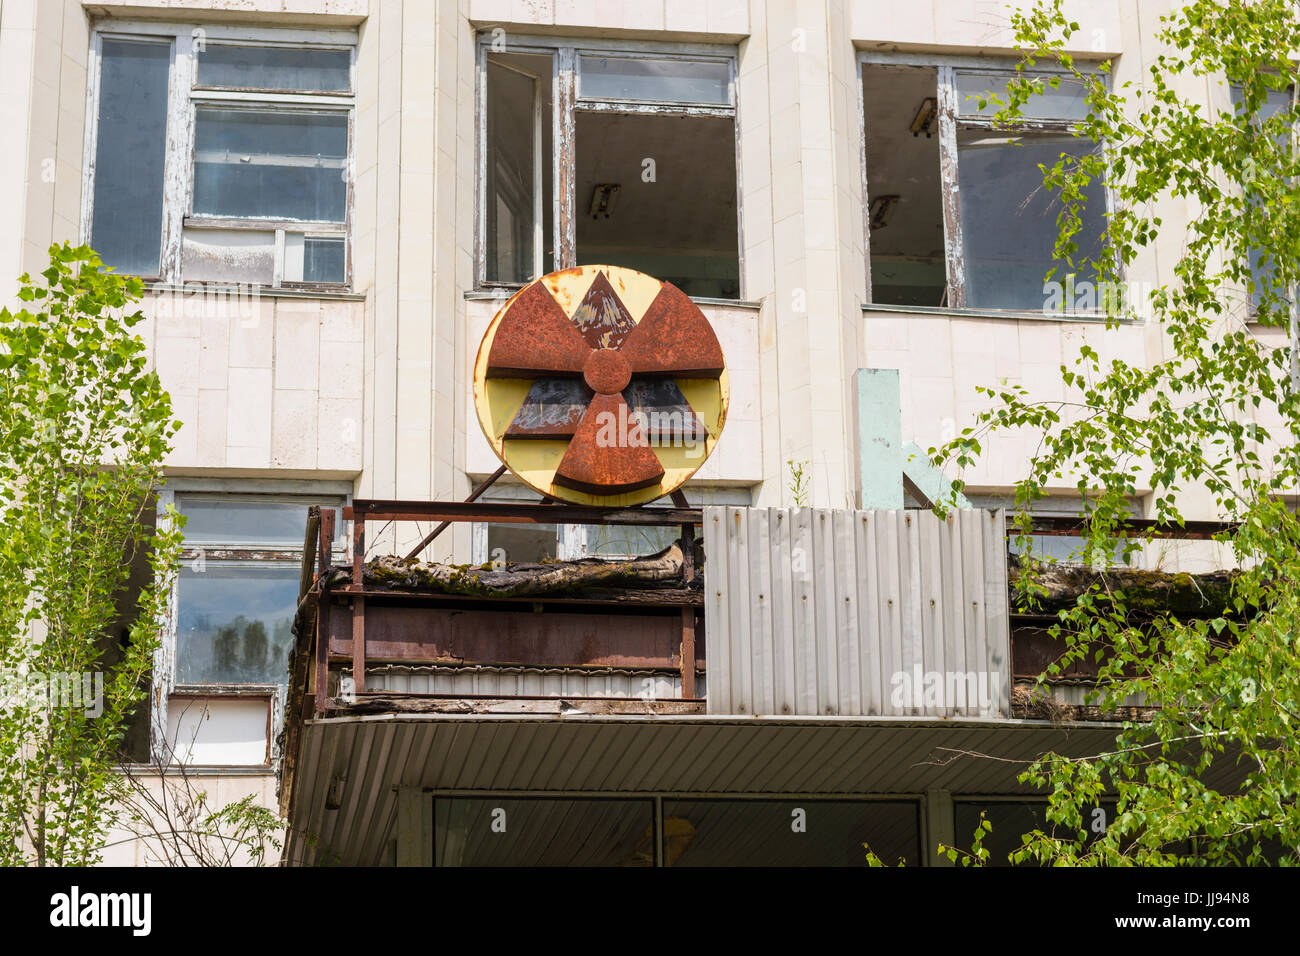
[473,265,729,507]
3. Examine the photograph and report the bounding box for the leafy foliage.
[933,0,1300,864]
[0,243,183,865]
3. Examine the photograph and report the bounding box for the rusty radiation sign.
[473,265,729,506]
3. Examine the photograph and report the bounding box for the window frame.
[82,21,357,291]
[474,34,742,297]
[858,52,1115,314]
[152,482,352,765]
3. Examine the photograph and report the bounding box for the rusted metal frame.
[331,587,703,608]
[403,464,507,560]
[313,510,336,716]
[556,47,578,269]
[299,506,321,601]
[935,65,967,309]
[346,499,701,526]
[1024,516,1237,539]
[351,515,366,695]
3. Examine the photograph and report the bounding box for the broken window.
[479,40,740,299]
[156,491,346,765]
[862,60,1109,312]
[86,24,356,288]
[1231,83,1293,316]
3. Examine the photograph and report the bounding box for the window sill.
[147,281,365,302]
[465,289,763,310]
[862,302,1142,325]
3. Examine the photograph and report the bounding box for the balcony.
[276,501,1247,865]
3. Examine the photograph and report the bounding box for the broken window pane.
[197,44,350,92]
[575,111,738,298]
[861,63,947,306]
[485,53,553,283]
[192,108,348,221]
[486,523,559,564]
[956,130,1107,311]
[955,71,1090,121]
[175,565,298,685]
[583,524,677,558]
[579,55,730,104]
[182,227,276,285]
[91,39,171,277]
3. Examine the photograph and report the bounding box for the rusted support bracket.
[351,516,366,695]
[314,508,335,717]
[403,464,507,560]
[298,506,321,603]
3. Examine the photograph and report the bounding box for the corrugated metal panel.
[286,713,1253,866]
[363,664,698,700]
[704,507,1010,718]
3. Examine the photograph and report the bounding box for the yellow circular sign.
[473,265,730,507]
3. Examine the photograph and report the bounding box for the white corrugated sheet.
[363,664,700,701]
[703,507,1010,718]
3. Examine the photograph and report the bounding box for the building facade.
[0,0,1260,865]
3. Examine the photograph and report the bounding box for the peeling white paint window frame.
[82,20,358,292]
[152,481,352,766]
[474,34,742,296]
[858,52,1115,314]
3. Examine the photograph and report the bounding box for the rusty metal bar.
[315,598,330,715]
[314,509,335,717]
[298,506,321,602]
[345,499,701,527]
[351,515,366,695]
[319,507,335,578]
[404,465,507,560]
[680,608,696,699]
[1023,516,1237,539]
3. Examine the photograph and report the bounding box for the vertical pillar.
[856,368,903,510]
[924,788,955,867]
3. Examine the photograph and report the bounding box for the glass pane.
[956,71,1090,121]
[197,44,350,92]
[177,496,342,547]
[182,227,275,285]
[176,565,299,684]
[663,800,920,867]
[192,108,348,221]
[485,523,558,564]
[579,55,730,104]
[957,131,1108,310]
[1231,85,1293,313]
[583,524,676,558]
[91,39,171,276]
[435,798,654,866]
[485,54,552,283]
[575,112,739,298]
[954,802,1117,866]
[303,236,346,283]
